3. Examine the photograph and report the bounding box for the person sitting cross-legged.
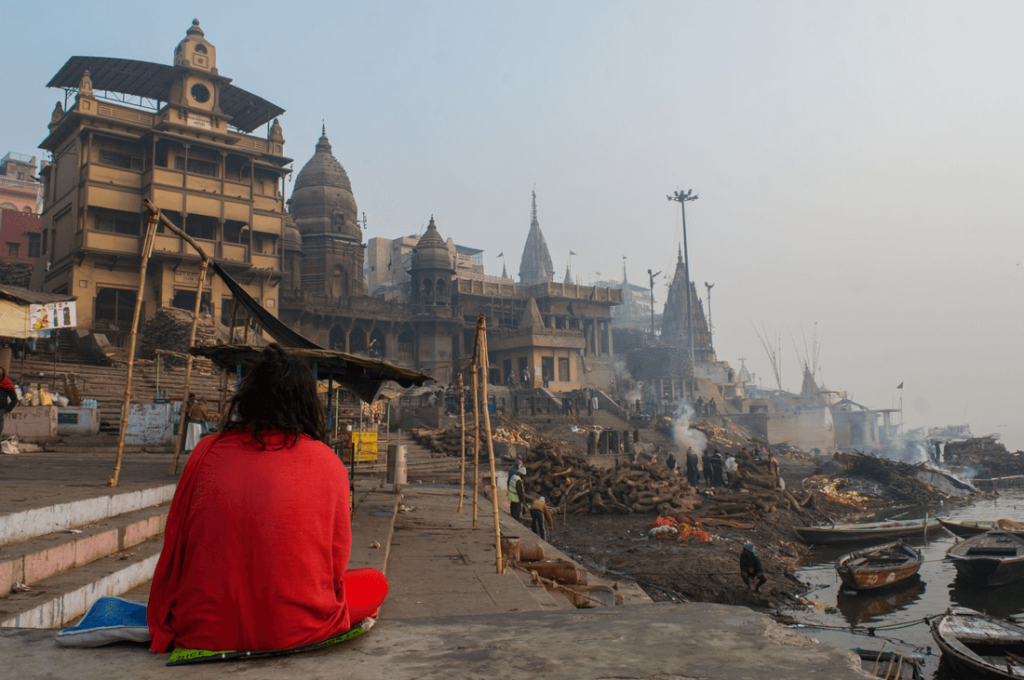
[148,344,387,653]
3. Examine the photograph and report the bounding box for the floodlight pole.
[704,282,715,353]
[647,268,661,339]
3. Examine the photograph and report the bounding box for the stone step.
[0,483,176,548]
[0,505,169,598]
[0,537,162,628]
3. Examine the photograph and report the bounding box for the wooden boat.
[853,649,923,679]
[947,531,1024,588]
[835,541,922,591]
[931,606,1024,679]
[940,518,998,538]
[939,518,1024,539]
[795,518,943,546]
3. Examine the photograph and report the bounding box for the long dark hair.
[221,343,326,448]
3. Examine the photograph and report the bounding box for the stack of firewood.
[138,307,216,366]
[410,427,484,457]
[522,441,701,518]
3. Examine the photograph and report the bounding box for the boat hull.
[947,531,1024,588]
[838,562,921,591]
[951,556,1024,588]
[938,518,994,538]
[796,520,943,546]
[931,607,1024,680]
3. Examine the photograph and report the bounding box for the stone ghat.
[12,356,229,434]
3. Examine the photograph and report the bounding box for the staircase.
[11,355,229,435]
[0,490,171,628]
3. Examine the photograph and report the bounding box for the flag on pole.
[497,251,504,258]
[896,382,904,389]
[570,250,577,256]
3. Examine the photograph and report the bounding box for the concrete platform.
[0,602,868,679]
[0,451,182,546]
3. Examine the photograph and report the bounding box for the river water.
[788,489,1024,678]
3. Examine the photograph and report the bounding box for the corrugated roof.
[47,56,285,133]
[0,286,76,305]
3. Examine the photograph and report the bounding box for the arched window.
[436,278,446,297]
[349,327,368,354]
[397,331,414,361]
[329,325,346,351]
[0,203,16,212]
[331,265,347,299]
[369,329,386,358]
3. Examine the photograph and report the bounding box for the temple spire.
[518,189,555,286]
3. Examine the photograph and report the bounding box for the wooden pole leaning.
[108,213,159,487]
[457,371,466,513]
[169,256,209,476]
[139,201,217,478]
[477,315,503,573]
[471,338,481,529]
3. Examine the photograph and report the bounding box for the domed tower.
[410,216,454,306]
[282,213,303,294]
[288,126,365,300]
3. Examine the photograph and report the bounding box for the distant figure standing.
[529,496,554,541]
[694,396,705,417]
[711,449,725,487]
[522,369,531,389]
[665,452,678,474]
[708,398,717,416]
[724,453,738,486]
[740,541,767,593]
[507,464,526,521]
[768,450,780,478]
[184,393,211,456]
[701,451,713,487]
[685,448,699,487]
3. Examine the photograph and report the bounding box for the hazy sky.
[3,1,1022,449]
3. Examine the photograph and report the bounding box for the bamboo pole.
[457,371,466,513]
[471,348,480,529]
[169,257,209,475]
[108,214,159,487]
[477,315,503,573]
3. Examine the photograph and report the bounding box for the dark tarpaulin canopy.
[210,261,318,350]
[203,261,433,402]
[190,345,433,404]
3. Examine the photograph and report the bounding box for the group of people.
[668,444,779,490]
[692,396,718,417]
[506,458,555,540]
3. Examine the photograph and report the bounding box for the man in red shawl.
[148,344,387,652]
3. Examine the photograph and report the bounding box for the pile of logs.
[838,452,954,504]
[410,427,485,458]
[943,437,1024,477]
[703,467,811,529]
[138,307,216,366]
[522,440,701,518]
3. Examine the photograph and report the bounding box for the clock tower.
[168,19,229,125]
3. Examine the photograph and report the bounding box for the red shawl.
[0,377,15,392]
[148,429,352,652]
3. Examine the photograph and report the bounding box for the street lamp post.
[667,189,698,366]
[643,266,659,337]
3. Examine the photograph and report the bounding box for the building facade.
[0,152,45,214]
[34,21,290,343]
